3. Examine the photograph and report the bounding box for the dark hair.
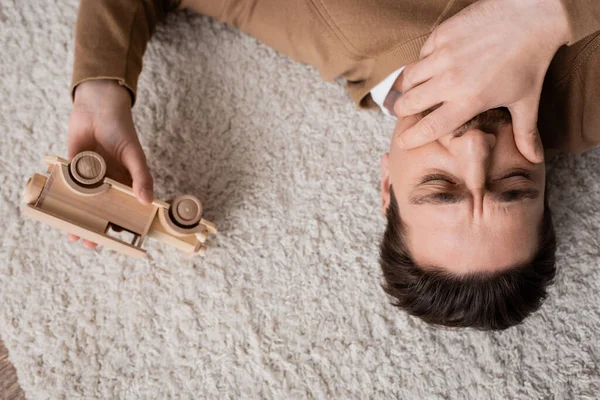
[379,189,556,331]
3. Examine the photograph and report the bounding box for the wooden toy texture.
[22,152,217,258]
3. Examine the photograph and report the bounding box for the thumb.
[118,140,154,204]
[509,99,545,164]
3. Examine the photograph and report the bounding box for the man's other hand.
[393,0,572,164]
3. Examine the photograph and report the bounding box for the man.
[67,0,600,329]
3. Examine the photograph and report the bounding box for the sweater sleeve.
[192,0,448,109]
[560,0,600,45]
[71,0,180,105]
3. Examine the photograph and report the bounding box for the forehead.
[403,202,543,275]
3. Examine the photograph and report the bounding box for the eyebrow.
[450,109,513,138]
[410,189,541,205]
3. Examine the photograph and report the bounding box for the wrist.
[73,79,133,108]
[504,0,571,49]
[536,0,572,47]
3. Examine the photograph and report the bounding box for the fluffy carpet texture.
[1,1,599,398]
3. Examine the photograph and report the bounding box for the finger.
[392,114,422,142]
[393,57,435,94]
[82,239,98,249]
[67,233,80,242]
[118,141,154,204]
[393,79,443,118]
[509,100,544,164]
[395,102,474,149]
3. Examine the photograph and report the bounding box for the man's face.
[380,109,546,274]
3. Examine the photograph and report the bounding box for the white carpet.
[1,1,599,398]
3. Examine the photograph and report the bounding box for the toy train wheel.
[170,195,203,228]
[70,151,107,186]
[23,173,48,204]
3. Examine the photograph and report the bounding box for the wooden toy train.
[22,151,216,258]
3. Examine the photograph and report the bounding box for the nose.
[450,129,497,191]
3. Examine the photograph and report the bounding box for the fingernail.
[140,189,153,203]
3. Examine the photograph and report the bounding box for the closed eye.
[410,189,540,205]
[410,192,464,205]
[495,189,540,203]
[411,170,539,205]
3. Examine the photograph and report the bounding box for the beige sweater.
[71,0,600,152]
